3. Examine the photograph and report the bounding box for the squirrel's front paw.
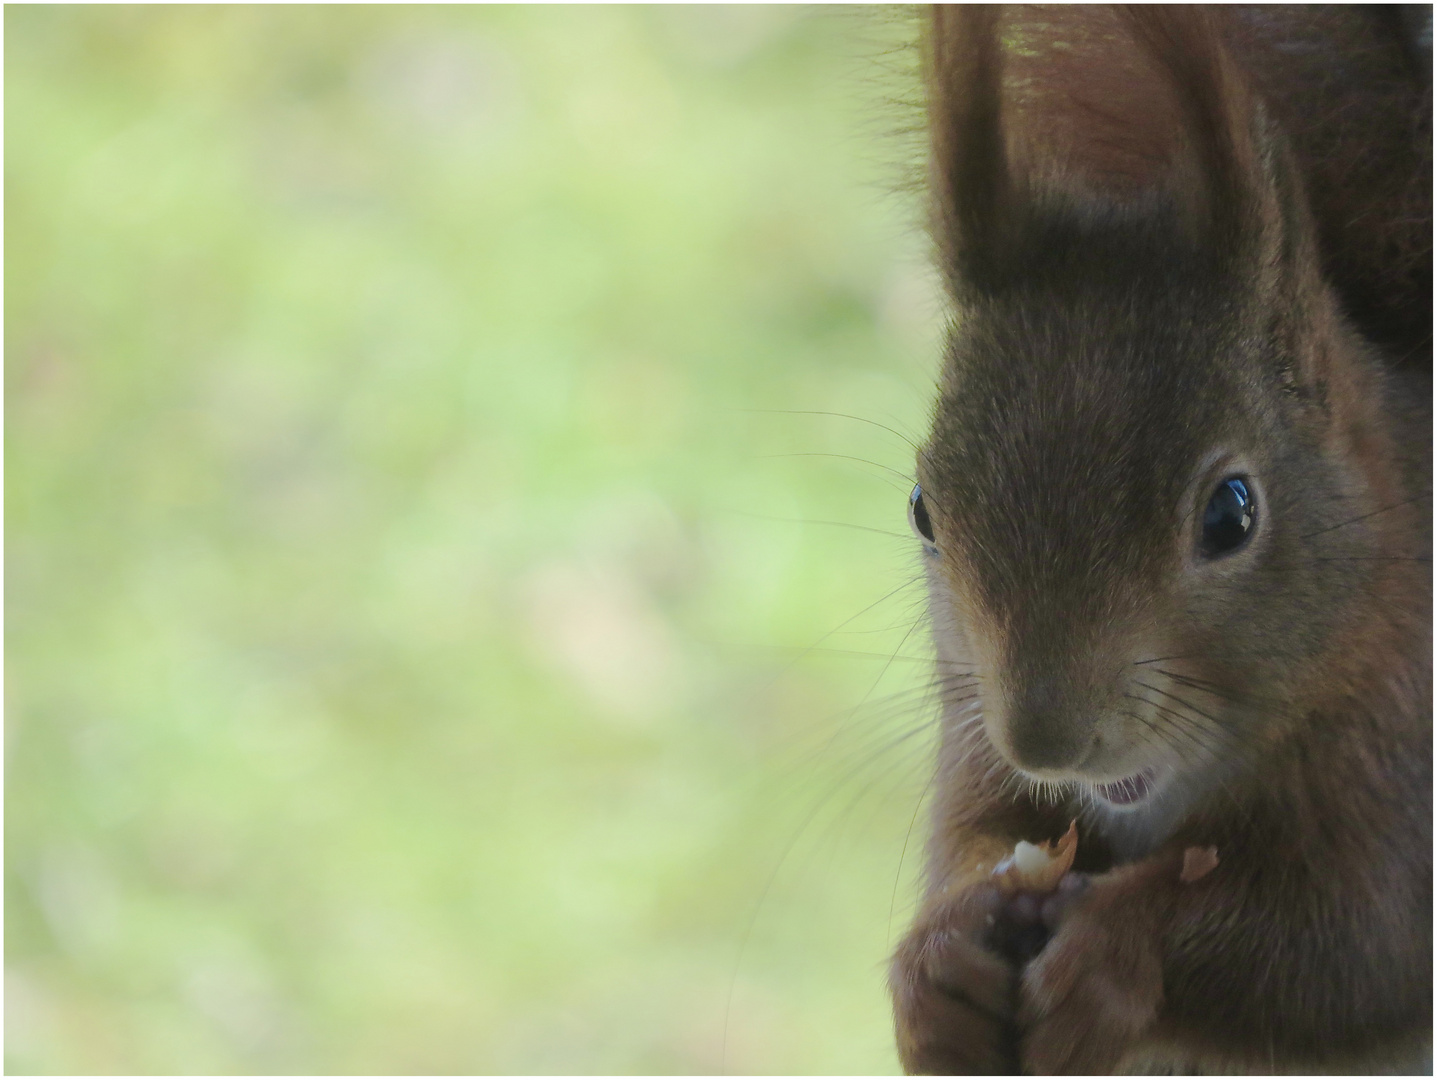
[891,882,1020,1074]
[1018,880,1163,1074]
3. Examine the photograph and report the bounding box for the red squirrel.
[890,6,1431,1073]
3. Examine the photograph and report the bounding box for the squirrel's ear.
[927,5,1283,288]
[926,5,1012,294]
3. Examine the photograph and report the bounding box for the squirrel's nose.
[1004,708,1091,771]
[991,639,1114,774]
[997,671,1095,771]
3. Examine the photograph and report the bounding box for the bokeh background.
[6,6,952,1073]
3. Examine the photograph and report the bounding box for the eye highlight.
[909,484,936,547]
[1200,476,1256,557]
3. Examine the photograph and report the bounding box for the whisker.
[1135,679,1232,734]
[1299,494,1431,540]
[1147,670,1301,734]
[1123,694,1220,768]
[757,451,916,486]
[890,765,939,945]
[1305,556,1431,563]
[731,512,914,540]
[742,408,921,453]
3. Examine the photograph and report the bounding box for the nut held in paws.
[991,820,1078,895]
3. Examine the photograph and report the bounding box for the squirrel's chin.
[1088,768,1159,808]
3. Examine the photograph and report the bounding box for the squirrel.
[889,6,1431,1073]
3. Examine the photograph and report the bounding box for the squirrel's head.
[917,7,1416,829]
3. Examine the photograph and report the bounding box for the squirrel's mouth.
[1092,768,1158,807]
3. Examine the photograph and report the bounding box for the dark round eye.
[909,484,935,545]
[1200,476,1256,557]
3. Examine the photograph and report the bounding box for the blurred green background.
[6,6,951,1073]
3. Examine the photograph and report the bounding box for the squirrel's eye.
[909,484,936,546]
[1200,476,1256,557]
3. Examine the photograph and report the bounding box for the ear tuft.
[927,5,1012,293]
[1115,5,1262,251]
[926,4,1278,289]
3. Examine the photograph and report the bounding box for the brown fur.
[892,5,1431,1073]
[1224,6,1432,362]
